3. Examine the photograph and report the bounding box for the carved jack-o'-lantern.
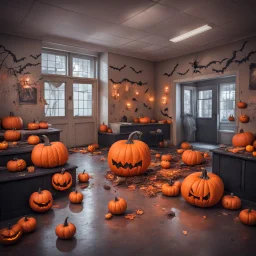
[0,223,23,245]
[52,168,72,191]
[108,131,151,176]
[29,188,53,212]
[181,168,224,208]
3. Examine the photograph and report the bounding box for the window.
[184,89,192,114]
[72,57,92,78]
[73,83,92,116]
[42,52,67,75]
[44,82,65,117]
[197,90,212,118]
[219,83,235,122]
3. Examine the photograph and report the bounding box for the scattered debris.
[105,213,112,220]
[166,210,176,218]
[80,183,89,189]
[221,211,231,216]
[125,213,136,220]
[104,185,111,190]
[100,157,106,161]
[136,210,144,215]
[183,231,188,236]
[52,204,60,209]
[128,185,136,190]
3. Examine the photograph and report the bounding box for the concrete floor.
[1,149,256,256]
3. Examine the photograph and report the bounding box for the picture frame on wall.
[18,84,37,104]
[249,63,256,90]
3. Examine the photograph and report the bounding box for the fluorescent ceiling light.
[169,25,212,43]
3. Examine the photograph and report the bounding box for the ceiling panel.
[121,4,180,30]
[158,0,205,11]
[138,35,171,46]
[118,41,152,50]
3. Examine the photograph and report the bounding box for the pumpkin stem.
[200,168,209,180]
[13,158,18,161]
[169,180,174,186]
[10,112,13,116]
[126,131,143,144]
[240,129,244,133]
[114,197,119,202]
[64,217,69,227]
[24,215,28,221]
[61,168,65,174]
[42,135,51,146]
[83,170,85,174]
[248,207,254,212]
[7,223,11,230]
[75,191,77,194]
[230,193,234,197]
[38,188,42,194]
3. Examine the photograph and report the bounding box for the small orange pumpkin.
[39,121,49,129]
[0,141,8,150]
[92,143,100,149]
[2,112,23,130]
[177,149,185,154]
[167,120,172,124]
[27,135,40,145]
[182,150,203,166]
[204,152,210,158]
[69,191,83,204]
[28,120,40,130]
[161,160,171,169]
[252,151,256,157]
[228,115,235,121]
[150,119,156,123]
[181,142,192,149]
[162,180,182,197]
[133,118,139,123]
[17,215,37,233]
[239,114,250,123]
[239,208,256,226]
[108,197,127,215]
[221,193,241,210]
[4,129,21,141]
[246,145,254,152]
[237,100,247,109]
[155,153,161,159]
[78,170,90,182]
[139,116,150,124]
[88,144,96,152]
[55,217,76,239]
[52,169,72,191]
[107,128,113,133]
[7,158,26,172]
[161,154,172,161]
[0,223,23,245]
[29,188,53,212]
[99,122,108,132]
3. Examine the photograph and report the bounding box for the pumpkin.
[182,150,203,166]
[29,188,53,212]
[107,128,113,133]
[246,145,254,152]
[204,152,210,158]
[39,121,49,129]
[161,160,171,169]
[28,120,39,130]
[150,119,156,123]
[108,131,151,177]
[167,120,172,124]
[7,158,26,172]
[55,217,76,239]
[177,149,185,154]
[155,154,161,159]
[105,213,113,219]
[78,170,90,182]
[162,180,181,197]
[0,223,23,245]
[158,141,164,148]
[17,215,37,233]
[69,191,83,204]
[31,135,68,168]
[52,168,72,191]
[161,154,172,161]
[12,141,18,146]
[0,141,8,150]
[239,208,256,226]
[181,142,192,149]
[27,135,40,145]
[92,143,100,149]
[133,118,139,123]
[2,112,23,130]
[237,100,247,109]
[99,122,108,132]
[221,193,241,210]
[4,129,21,141]
[239,114,250,123]
[181,168,224,207]
[252,151,256,157]
[232,129,255,147]
[228,115,235,121]
[139,116,150,124]
[108,197,127,215]
[162,120,167,124]
[87,144,96,153]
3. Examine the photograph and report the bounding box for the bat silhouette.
[109,78,146,85]
[30,54,41,60]
[235,51,256,65]
[163,63,179,77]
[178,69,190,76]
[161,109,172,119]
[143,103,148,108]
[0,44,26,63]
[132,98,137,101]
[18,62,40,73]
[135,108,138,112]
[144,88,149,93]
[164,108,168,112]
[109,65,126,71]
[130,67,143,74]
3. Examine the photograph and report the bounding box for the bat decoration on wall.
[161,109,172,119]
[143,103,148,108]
[178,69,190,76]
[109,64,126,71]
[0,44,26,63]
[144,88,149,93]
[163,63,179,77]
[30,54,41,60]
[130,67,143,74]
[235,51,256,65]
[109,78,147,86]
[135,108,138,112]
[164,108,168,112]
[132,98,137,101]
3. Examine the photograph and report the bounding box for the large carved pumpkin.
[182,150,203,166]
[0,223,23,245]
[4,129,21,141]
[29,188,53,212]
[108,131,151,176]
[7,158,26,172]
[2,112,23,130]
[181,168,224,207]
[232,129,255,147]
[52,169,72,191]
[31,135,68,168]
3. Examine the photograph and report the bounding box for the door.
[196,85,218,143]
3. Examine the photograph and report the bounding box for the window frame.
[197,89,213,119]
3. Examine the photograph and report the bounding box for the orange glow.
[162,96,167,105]
[164,86,169,93]
[148,96,154,102]
[126,102,131,109]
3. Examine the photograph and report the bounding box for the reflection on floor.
[190,142,220,151]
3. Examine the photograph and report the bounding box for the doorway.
[180,76,236,145]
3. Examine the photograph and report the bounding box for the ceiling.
[1,0,256,61]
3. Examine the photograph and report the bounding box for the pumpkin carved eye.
[52,179,71,188]
[202,193,210,201]
[112,159,142,169]
[188,188,210,201]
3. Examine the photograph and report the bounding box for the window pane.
[72,57,93,78]
[41,52,67,75]
[184,89,192,114]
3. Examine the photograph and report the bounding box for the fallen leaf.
[128,185,136,190]
[136,210,144,215]
[105,213,112,220]
[161,208,166,211]
[52,204,60,209]
[221,211,230,216]
[183,231,188,236]
[106,173,115,180]
[80,184,89,189]
[125,213,136,220]
[203,216,207,220]
[104,185,111,190]
[100,157,106,161]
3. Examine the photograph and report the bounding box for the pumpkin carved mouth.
[189,188,210,201]
[112,159,142,169]
[2,231,21,241]
[53,179,71,188]
[33,200,51,207]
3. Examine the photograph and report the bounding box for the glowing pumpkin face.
[108,131,151,177]
[0,223,23,245]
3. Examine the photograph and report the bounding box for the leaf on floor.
[161,208,166,211]
[104,185,111,190]
[105,213,113,220]
[125,213,136,220]
[221,211,231,216]
[183,231,188,236]
[202,216,207,220]
[80,184,89,189]
[136,209,144,215]
[106,173,115,180]
[52,204,60,209]
[128,185,136,190]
